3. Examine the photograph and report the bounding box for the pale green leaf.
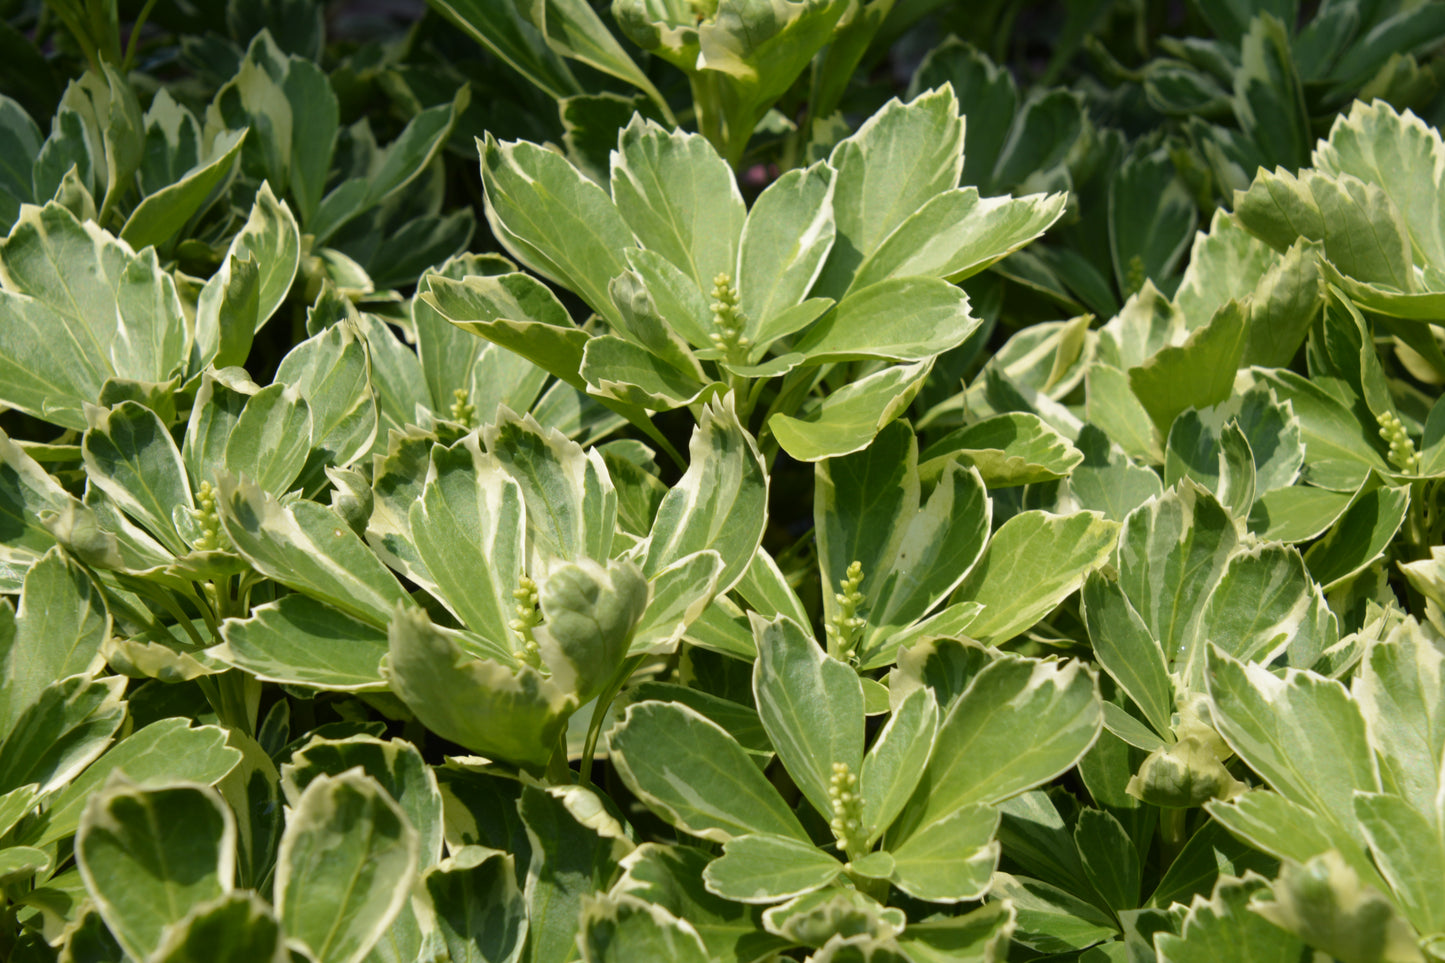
[282,734,444,871]
[0,674,125,796]
[425,847,526,963]
[218,595,390,691]
[891,653,1100,842]
[738,162,836,343]
[75,782,235,962]
[769,360,930,462]
[608,701,807,843]
[1116,481,1238,686]
[920,412,1083,488]
[859,688,938,848]
[703,833,844,903]
[579,892,710,963]
[149,892,287,963]
[385,607,575,769]
[215,475,410,627]
[0,547,107,733]
[888,803,998,903]
[752,615,863,821]
[275,771,419,963]
[792,277,979,363]
[1081,571,1174,740]
[610,117,744,296]
[955,510,1119,644]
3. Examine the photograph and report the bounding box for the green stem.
[1160,807,1187,871]
[690,72,726,166]
[121,0,158,73]
[579,655,645,788]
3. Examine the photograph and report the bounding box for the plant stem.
[579,655,645,788]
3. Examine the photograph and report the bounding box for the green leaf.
[738,161,836,343]
[424,846,526,963]
[0,427,75,584]
[1315,100,1445,273]
[149,892,287,963]
[215,475,410,627]
[1109,145,1197,296]
[859,688,938,847]
[1240,367,1389,492]
[1234,14,1311,172]
[25,718,239,851]
[1201,542,1337,670]
[1085,364,1162,464]
[0,547,107,733]
[581,334,711,410]
[1074,808,1140,912]
[1302,477,1410,589]
[990,873,1118,954]
[611,117,744,296]
[481,135,633,329]
[579,893,710,963]
[1354,792,1445,938]
[81,400,190,555]
[483,409,616,565]
[608,701,807,842]
[1251,852,1424,963]
[385,607,575,769]
[1205,646,1381,883]
[850,188,1066,291]
[536,558,649,702]
[921,412,1084,488]
[121,128,246,251]
[1233,167,1413,290]
[1129,301,1249,435]
[273,321,378,483]
[429,0,581,99]
[896,901,1016,963]
[770,360,930,462]
[1155,874,1306,963]
[611,842,786,962]
[75,782,235,962]
[283,734,443,871]
[887,802,998,903]
[276,771,419,963]
[0,675,125,796]
[1081,571,1174,740]
[793,277,979,363]
[1354,621,1445,818]
[519,783,633,963]
[762,887,904,948]
[891,653,1101,842]
[1116,481,1238,686]
[222,383,312,497]
[752,615,863,820]
[408,435,525,651]
[954,510,1119,644]
[426,272,590,392]
[813,86,963,297]
[0,204,179,429]
[219,182,300,335]
[703,833,844,903]
[640,394,766,591]
[218,595,389,691]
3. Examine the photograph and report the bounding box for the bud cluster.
[708,273,751,363]
[1377,411,1420,474]
[191,480,227,552]
[509,574,543,667]
[828,762,868,858]
[449,388,478,429]
[825,561,866,661]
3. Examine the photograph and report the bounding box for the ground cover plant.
[2,0,1445,960]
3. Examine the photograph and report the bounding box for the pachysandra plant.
[427,83,1066,463]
